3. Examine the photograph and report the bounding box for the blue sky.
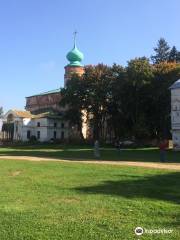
[0,0,180,111]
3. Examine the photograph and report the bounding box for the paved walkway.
[0,155,180,171]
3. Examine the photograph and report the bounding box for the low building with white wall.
[1,110,68,142]
[170,79,180,150]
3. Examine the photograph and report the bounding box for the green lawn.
[0,159,179,239]
[0,144,180,162]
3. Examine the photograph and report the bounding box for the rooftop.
[13,110,32,118]
[11,110,62,119]
[26,88,61,98]
[32,112,62,119]
[170,79,180,90]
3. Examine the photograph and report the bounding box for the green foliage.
[105,64,128,138]
[127,57,153,87]
[151,38,170,63]
[148,62,180,138]
[60,39,180,141]
[126,58,154,137]
[83,64,112,140]
[60,74,86,139]
[29,135,38,143]
[169,46,180,62]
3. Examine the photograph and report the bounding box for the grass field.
[0,144,179,239]
[0,157,179,240]
[0,144,180,162]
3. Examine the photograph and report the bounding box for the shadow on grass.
[75,172,180,204]
[0,145,179,162]
[0,149,94,160]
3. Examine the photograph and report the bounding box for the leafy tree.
[61,64,114,141]
[105,64,127,139]
[60,74,86,139]
[60,40,180,143]
[151,38,170,64]
[146,62,180,138]
[126,57,153,138]
[82,64,112,140]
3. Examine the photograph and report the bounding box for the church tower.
[64,32,84,86]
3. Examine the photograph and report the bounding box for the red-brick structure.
[25,89,62,114]
[64,65,84,86]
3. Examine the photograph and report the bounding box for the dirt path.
[0,155,180,171]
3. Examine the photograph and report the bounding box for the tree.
[60,74,86,139]
[146,62,180,138]
[0,107,3,117]
[126,57,153,138]
[151,38,170,64]
[168,46,179,62]
[105,64,127,139]
[60,46,180,143]
[60,64,113,141]
[178,52,180,63]
[83,64,112,140]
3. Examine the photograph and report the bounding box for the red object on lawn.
[159,140,169,150]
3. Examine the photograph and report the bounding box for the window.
[37,122,40,127]
[61,131,64,140]
[61,123,64,128]
[54,131,57,139]
[37,131,40,139]
[54,122,57,128]
[27,130,31,139]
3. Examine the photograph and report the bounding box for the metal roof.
[169,79,180,90]
[13,110,32,118]
[32,112,62,119]
[6,110,62,119]
[26,88,61,98]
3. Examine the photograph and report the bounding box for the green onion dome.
[66,43,84,67]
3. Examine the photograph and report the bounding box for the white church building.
[170,79,180,150]
[1,110,67,142]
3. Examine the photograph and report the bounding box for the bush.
[29,135,38,143]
